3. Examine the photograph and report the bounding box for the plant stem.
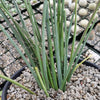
[0,75,35,95]
[35,67,49,97]
[53,0,62,87]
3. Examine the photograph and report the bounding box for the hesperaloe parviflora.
[0,0,100,96]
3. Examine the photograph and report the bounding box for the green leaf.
[67,18,97,82]
[13,0,28,31]
[23,0,45,84]
[60,0,65,64]
[23,0,41,43]
[35,67,49,96]
[0,75,35,95]
[69,0,78,64]
[0,25,42,88]
[0,0,99,95]
[60,0,100,90]
[46,6,58,90]
[53,0,62,87]
[74,55,92,72]
[63,9,75,79]
[0,91,2,96]
[41,0,49,89]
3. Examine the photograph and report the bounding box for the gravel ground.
[7,65,100,100]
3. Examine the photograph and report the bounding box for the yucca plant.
[0,0,100,97]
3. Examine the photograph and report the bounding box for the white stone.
[95,23,100,32]
[78,9,88,16]
[39,4,43,11]
[71,25,80,34]
[79,0,87,7]
[88,30,95,40]
[64,8,71,16]
[86,77,91,83]
[64,0,69,6]
[97,8,100,14]
[91,82,97,88]
[66,21,70,27]
[94,74,100,79]
[69,3,79,11]
[90,13,98,20]
[79,19,89,28]
[50,0,53,7]
[88,3,96,10]
[95,0,99,4]
[71,15,80,22]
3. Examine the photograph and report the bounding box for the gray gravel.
[7,65,100,100]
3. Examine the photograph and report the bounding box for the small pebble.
[66,21,70,27]
[79,0,87,7]
[95,23,100,32]
[78,8,88,16]
[69,3,79,11]
[88,30,95,40]
[90,13,98,20]
[64,8,71,16]
[71,25,80,34]
[88,3,96,10]
[79,19,89,28]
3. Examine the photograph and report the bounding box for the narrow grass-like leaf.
[0,25,42,88]
[0,74,35,95]
[60,0,65,64]
[63,11,68,78]
[53,0,62,87]
[13,0,28,31]
[46,58,54,88]
[1,0,7,9]
[0,8,23,46]
[57,0,61,42]
[63,11,74,79]
[23,0,45,85]
[66,55,93,82]
[0,0,99,95]
[61,8,75,91]
[0,6,37,57]
[46,6,58,90]
[23,0,41,43]
[12,19,37,57]
[73,55,92,72]
[41,0,49,89]
[0,8,38,65]
[1,4,39,63]
[48,0,54,35]
[71,1,100,66]
[60,1,100,90]
[67,19,97,82]
[0,91,2,96]
[35,67,49,96]
[65,1,100,82]
[0,3,44,89]
[69,0,78,63]
[67,11,75,37]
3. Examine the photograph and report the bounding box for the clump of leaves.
[0,0,100,96]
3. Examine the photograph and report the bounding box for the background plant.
[0,0,100,97]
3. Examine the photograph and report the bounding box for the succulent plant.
[0,0,100,97]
